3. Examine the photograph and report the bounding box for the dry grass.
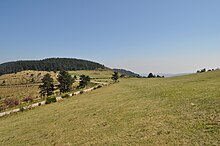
[0,70,113,111]
[69,69,114,79]
[0,70,57,85]
[0,71,219,145]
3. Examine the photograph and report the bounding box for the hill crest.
[0,58,106,75]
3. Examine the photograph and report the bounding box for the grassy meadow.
[0,71,57,100]
[0,71,219,145]
[0,70,113,112]
[69,69,114,79]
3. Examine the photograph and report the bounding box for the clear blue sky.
[0,0,220,74]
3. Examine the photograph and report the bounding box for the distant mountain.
[113,68,141,77]
[0,58,106,75]
[141,73,191,77]
[158,73,191,77]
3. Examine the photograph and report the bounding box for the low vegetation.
[0,71,219,145]
[45,96,57,104]
[0,69,115,112]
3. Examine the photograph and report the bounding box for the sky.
[0,0,220,74]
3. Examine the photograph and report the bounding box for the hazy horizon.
[1,0,220,74]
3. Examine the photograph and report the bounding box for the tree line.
[196,68,219,73]
[147,73,164,78]
[40,71,120,97]
[39,71,92,97]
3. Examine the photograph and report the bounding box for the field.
[0,70,219,145]
[69,69,114,80]
[0,70,114,110]
[0,71,57,101]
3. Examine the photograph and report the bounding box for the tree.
[111,72,119,82]
[201,68,206,73]
[156,75,161,78]
[39,73,55,97]
[57,71,74,93]
[148,73,155,78]
[120,74,126,78]
[78,75,90,88]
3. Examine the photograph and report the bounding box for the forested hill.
[0,58,106,75]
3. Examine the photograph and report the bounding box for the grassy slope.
[0,71,57,100]
[0,70,113,101]
[69,70,114,79]
[0,71,220,145]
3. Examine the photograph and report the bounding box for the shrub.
[62,94,70,98]
[22,96,34,102]
[4,97,20,108]
[19,106,26,112]
[148,73,155,78]
[97,85,102,89]
[45,97,57,104]
[0,104,6,111]
[55,91,60,95]
[78,75,90,89]
[201,68,206,73]
[120,74,126,78]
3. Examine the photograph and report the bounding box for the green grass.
[0,71,219,145]
[0,70,113,111]
[69,69,114,79]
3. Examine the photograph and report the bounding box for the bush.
[148,73,155,78]
[62,94,70,98]
[55,91,60,95]
[97,85,102,89]
[19,106,26,112]
[0,104,6,111]
[4,97,20,108]
[201,68,206,73]
[22,96,34,102]
[45,97,57,104]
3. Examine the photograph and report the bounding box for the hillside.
[0,69,113,108]
[0,71,219,145]
[113,68,141,77]
[0,58,106,75]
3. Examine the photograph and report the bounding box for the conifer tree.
[111,72,119,82]
[57,71,74,93]
[39,73,55,97]
[78,75,90,88]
